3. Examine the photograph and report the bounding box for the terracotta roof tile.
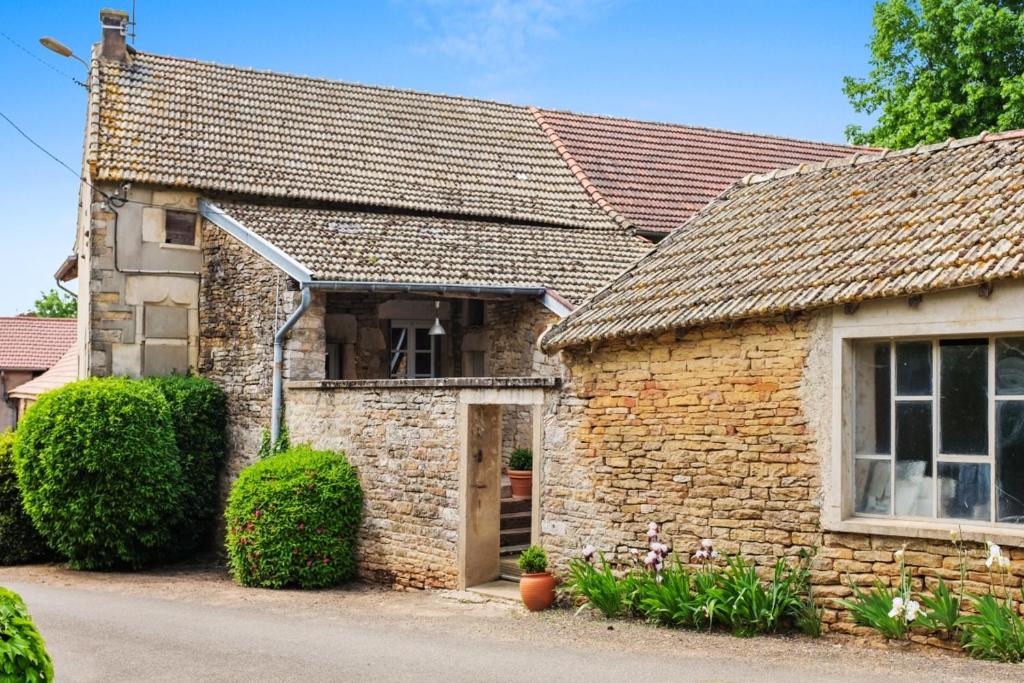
[215,202,652,304]
[535,109,866,234]
[0,317,77,370]
[543,132,1024,350]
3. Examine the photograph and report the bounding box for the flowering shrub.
[0,587,53,682]
[959,541,1024,662]
[565,524,816,637]
[225,445,363,589]
[842,546,921,639]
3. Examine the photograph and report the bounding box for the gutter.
[198,199,575,442]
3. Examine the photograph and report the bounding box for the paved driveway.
[0,564,1016,682]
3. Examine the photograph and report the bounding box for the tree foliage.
[844,0,1024,147]
[30,289,76,318]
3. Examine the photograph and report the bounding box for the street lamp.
[39,37,89,68]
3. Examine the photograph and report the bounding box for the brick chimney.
[99,8,129,61]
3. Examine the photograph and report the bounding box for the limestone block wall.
[541,315,1024,632]
[286,385,461,588]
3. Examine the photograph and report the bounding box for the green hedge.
[0,432,51,565]
[146,375,226,552]
[0,587,54,682]
[226,446,363,588]
[13,378,186,569]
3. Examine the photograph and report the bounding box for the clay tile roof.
[0,317,77,371]
[542,131,1024,350]
[214,202,652,304]
[91,53,618,231]
[533,109,867,234]
[8,347,78,400]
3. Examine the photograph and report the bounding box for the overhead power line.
[0,31,87,88]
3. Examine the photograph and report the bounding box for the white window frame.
[389,320,437,379]
[825,285,1024,545]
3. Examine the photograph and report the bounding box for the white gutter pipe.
[271,286,312,445]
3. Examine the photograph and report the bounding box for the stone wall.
[285,384,461,588]
[541,314,1024,633]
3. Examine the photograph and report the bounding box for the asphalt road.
[3,573,1017,683]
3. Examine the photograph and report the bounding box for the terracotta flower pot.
[519,572,555,611]
[508,469,532,498]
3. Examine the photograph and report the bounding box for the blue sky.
[0,1,877,315]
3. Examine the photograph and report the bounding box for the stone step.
[500,511,531,530]
[500,543,530,555]
[500,527,531,548]
[500,496,531,514]
[500,554,522,581]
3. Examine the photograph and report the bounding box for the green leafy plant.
[959,593,1024,662]
[842,579,909,639]
[13,378,186,569]
[225,445,363,589]
[564,551,627,618]
[145,375,227,553]
[518,545,548,574]
[0,431,51,565]
[634,560,697,627]
[257,424,290,460]
[917,578,961,636]
[719,555,807,637]
[0,587,54,682]
[508,448,532,471]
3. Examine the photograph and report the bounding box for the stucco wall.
[542,308,1024,634]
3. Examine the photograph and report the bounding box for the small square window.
[164,210,197,246]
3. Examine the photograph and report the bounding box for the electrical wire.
[0,31,87,88]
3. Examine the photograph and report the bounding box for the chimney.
[99,8,129,61]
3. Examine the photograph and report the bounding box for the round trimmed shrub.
[13,378,186,569]
[0,587,54,682]
[145,375,227,552]
[226,446,363,589]
[0,431,51,565]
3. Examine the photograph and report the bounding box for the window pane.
[855,459,891,515]
[895,402,933,517]
[996,401,1024,523]
[414,351,432,377]
[896,341,931,396]
[391,327,407,353]
[414,328,432,352]
[854,341,891,455]
[165,210,196,245]
[938,462,991,521]
[939,339,988,455]
[996,338,1024,395]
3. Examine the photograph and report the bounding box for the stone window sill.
[824,516,1024,546]
[287,376,560,390]
[159,242,200,252]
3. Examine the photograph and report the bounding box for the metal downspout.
[271,286,312,445]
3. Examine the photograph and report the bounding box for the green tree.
[844,0,1024,148]
[31,289,76,318]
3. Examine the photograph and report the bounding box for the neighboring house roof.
[543,131,1024,351]
[9,347,78,401]
[211,202,651,303]
[91,53,616,231]
[0,317,77,370]
[533,109,863,235]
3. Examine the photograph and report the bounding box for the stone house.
[72,11,857,590]
[0,316,76,431]
[540,132,1024,630]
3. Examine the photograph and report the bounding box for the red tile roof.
[0,317,77,371]
[535,109,867,234]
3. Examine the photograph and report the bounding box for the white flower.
[651,542,669,555]
[999,555,1011,569]
[648,522,659,533]
[581,545,595,561]
[905,600,923,622]
[710,549,721,559]
[888,597,905,618]
[645,550,658,566]
[987,541,1001,557]
[693,549,708,560]
[629,548,640,556]
[701,538,714,549]
[950,529,959,542]
[894,544,906,560]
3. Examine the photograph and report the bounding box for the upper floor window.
[164,210,197,246]
[852,336,1024,525]
[389,322,437,379]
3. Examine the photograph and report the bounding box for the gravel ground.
[0,562,1019,682]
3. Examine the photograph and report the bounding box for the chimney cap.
[99,8,130,62]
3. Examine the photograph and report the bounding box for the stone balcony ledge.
[287,376,561,391]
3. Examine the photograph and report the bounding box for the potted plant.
[507,447,533,498]
[518,545,555,611]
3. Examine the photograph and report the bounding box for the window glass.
[895,402,933,516]
[854,459,891,515]
[896,341,931,396]
[939,339,988,455]
[414,352,432,377]
[854,341,891,455]
[996,337,1024,395]
[996,401,1024,523]
[389,327,408,378]
[938,462,991,521]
